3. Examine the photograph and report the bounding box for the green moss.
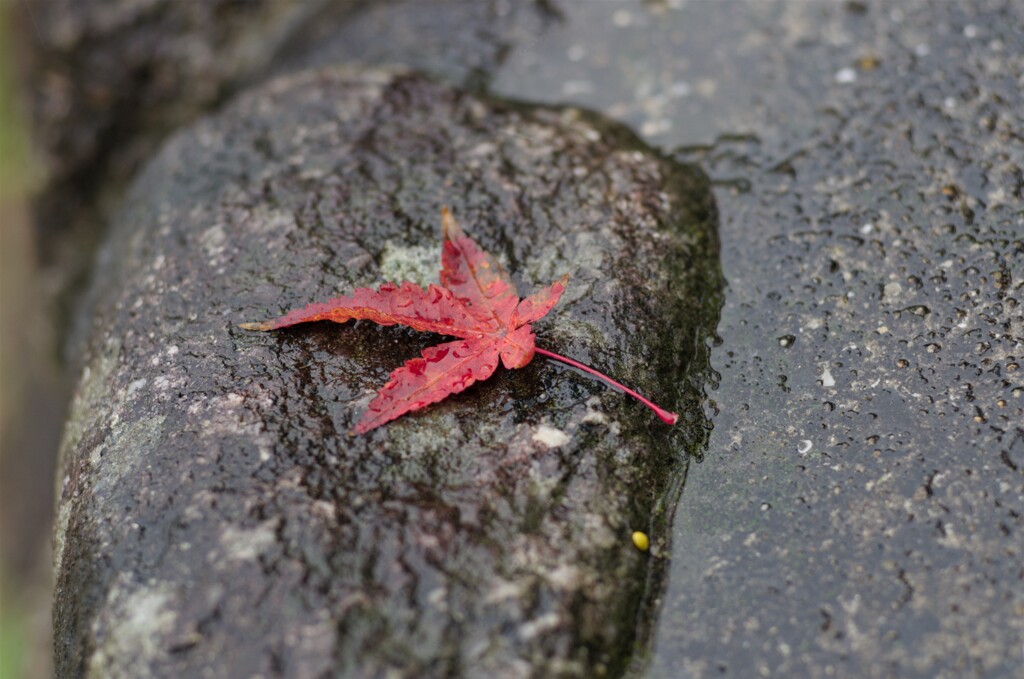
[0,575,26,679]
[0,12,39,197]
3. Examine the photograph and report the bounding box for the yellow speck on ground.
[631,531,649,551]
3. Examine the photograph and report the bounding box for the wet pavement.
[518,2,1024,676]
[26,0,1024,676]
[284,0,1024,675]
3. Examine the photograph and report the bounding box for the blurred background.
[1,7,64,678]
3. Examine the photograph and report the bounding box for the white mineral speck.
[835,67,857,84]
[126,379,147,396]
[821,367,836,388]
[518,612,561,641]
[562,80,594,96]
[613,10,633,27]
[641,119,671,136]
[201,223,227,261]
[533,425,570,449]
[427,587,448,611]
[220,521,278,561]
[547,564,582,590]
[668,81,692,98]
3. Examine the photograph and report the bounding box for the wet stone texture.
[19,0,340,193]
[273,0,1024,677]
[14,0,347,289]
[53,69,720,677]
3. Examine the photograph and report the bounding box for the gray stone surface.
[41,0,1024,676]
[276,0,1024,676]
[53,68,720,677]
[15,0,343,295]
[20,0,333,190]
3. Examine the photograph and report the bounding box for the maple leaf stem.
[534,347,679,425]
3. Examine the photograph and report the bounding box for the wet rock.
[273,1,1024,676]
[273,0,558,90]
[54,69,720,677]
[12,0,349,305]
[18,0,334,195]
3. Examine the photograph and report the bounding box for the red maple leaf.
[242,208,677,433]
